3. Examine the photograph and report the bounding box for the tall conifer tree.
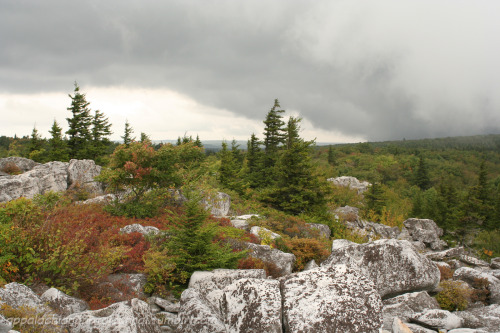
[66,83,93,159]
[48,120,69,161]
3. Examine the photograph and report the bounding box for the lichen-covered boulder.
[426,247,465,261]
[491,257,500,269]
[188,269,266,311]
[331,239,356,251]
[119,224,160,236]
[392,318,413,333]
[202,191,230,216]
[245,243,295,276]
[327,176,371,194]
[456,304,500,332]
[177,288,226,333]
[0,283,50,313]
[221,278,282,333]
[63,298,161,333]
[322,239,440,298]
[67,159,103,195]
[0,161,68,202]
[306,223,331,238]
[453,267,500,304]
[382,291,440,330]
[41,288,89,317]
[281,265,383,333]
[250,226,281,240]
[230,214,259,230]
[403,218,446,250]
[0,157,38,172]
[459,255,490,267]
[412,309,463,331]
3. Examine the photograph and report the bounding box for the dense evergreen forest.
[1,85,500,304]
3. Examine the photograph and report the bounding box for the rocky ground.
[1,159,500,332]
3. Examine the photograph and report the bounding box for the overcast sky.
[1,0,499,143]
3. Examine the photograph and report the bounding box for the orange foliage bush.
[237,256,281,278]
[284,237,330,271]
[438,265,454,281]
[1,162,22,175]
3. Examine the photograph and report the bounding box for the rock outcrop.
[63,298,161,333]
[202,191,231,216]
[322,239,441,298]
[120,224,160,236]
[245,243,296,276]
[40,288,89,317]
[281,265,383,333]
[327,176,371,194]
[221,278,282,333]
[0,158,103,203]
[403,218,446,250]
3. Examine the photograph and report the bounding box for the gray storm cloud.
[1,0,499,141]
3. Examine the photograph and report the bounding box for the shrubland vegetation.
[1,84,500,309]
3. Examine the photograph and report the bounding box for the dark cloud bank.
[1,0,499,141]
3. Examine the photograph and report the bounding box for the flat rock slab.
[322,239,440,298]
[63,298,161,333]
[281,265,383,333]
[222,278,282,333]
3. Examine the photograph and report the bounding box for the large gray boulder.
[403,218,446,250]
[306,223,331,238]
[328,176,371,194]
[188,269,266,311]
[119,224,160,236]
[177,288,226,333]
[245,243,296,276]
[250,226,281,241]
[411,309,463,331]
[281,265,383,333]
[456,304,500,332]
[453,267,500,304]
[426,247,465,261]
[221,278,282,333]
[382,291,440,330]
[41,288,89,317]
[0,161,68,202]
[0,159,104,203]
[63,298,161,333]
[0,282,50,313]
[0,157,38,172]
[491,257,500,269]
[322,239,440,298]
[67,159,103,195]
[202,192,231,216]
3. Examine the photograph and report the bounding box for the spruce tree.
[328,145,336,166]
[262,99,285,182]
[245,133,264,188]
[218,141,235,188]
[89,110,112,162]
[366,182,385,217]
[194,135,203,148]
[140,132,151,143]
[66,83,93,159]
[122,120,135,146]
[28,126,45,162]
[415,155,431,190]
[264,117,326,214]
[28,126,44,153]
[48,120,69,162]
[165,197,245,285]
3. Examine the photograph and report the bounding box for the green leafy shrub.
[436,280,471,311]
